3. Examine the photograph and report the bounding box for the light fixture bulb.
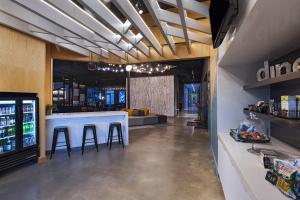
[139,9,143,14]
[126,65,133,72]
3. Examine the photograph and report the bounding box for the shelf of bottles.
[23,100,36,148]
[0,101,16,154]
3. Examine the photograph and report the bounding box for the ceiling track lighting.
[135,1,144,15]
[125,63,175,74]
[87,61,175,74]
[87,53,96,71]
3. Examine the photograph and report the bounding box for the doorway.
[183,83,201,114]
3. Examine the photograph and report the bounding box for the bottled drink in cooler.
[0,117,3,126]
[0,140,3,153]
[11,138,15,149]
[7,128,12,136]
[0,128,4,138]
[3,139,11,152]
[12,127,15,136]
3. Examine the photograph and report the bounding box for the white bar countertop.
[45,111,128,150]
[45,111,127,120]
[218,133,300,200]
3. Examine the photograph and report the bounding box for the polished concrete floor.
[0,118,224,200]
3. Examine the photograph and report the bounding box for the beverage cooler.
[0,92,39,172]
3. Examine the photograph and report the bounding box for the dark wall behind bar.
[53,59,204,114]
[53,60,126,113]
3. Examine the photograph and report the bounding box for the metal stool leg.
[93,127,99,152]
[109,126,113,150]
[117,126,121,144]
[64,129,71,157]
[107,126,111,146]
[118,125,125,149]
[50,129,58,159]
[82,127,87,155]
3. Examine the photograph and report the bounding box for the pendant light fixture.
[87,52,96,71]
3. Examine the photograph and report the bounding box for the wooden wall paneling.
[0,25,46,158]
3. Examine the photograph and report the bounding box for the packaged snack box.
[276,176,297,199]
[281,96,297,118]
[260,150,277,169]
[272,159,299,199]
[274,159,297,180]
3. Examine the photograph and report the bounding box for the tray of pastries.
[230,129,270,143]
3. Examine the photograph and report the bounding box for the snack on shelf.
[265,170,278,185]
[239,131,266,140]
[260,150,277,169]
[237,112,270,142]
[268,159,300,199]
[274,159,297,180]
[256,101,269,114]
[276,176,297,199]
[295,181,300,197]
[293,160,300,197]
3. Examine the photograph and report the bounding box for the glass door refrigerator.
[0,100,17,155]
[0,93,39,173]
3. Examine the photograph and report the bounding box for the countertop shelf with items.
[218,133,299,200]
[0,135,15,140]
[23,132,34,135]
[0,113,15,116]
[23,122,34,124]
[243,110,300,130]
[0,124,15,129]
[23,111,34,114]
[243,70,300,90]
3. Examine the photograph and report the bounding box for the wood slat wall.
[0,25,47,158]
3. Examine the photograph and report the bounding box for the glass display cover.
[238,112,269,142]
[0,100,16,155]
[22,100,37,148]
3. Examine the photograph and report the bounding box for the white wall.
[217,65,269,133]
[130,76,175,116]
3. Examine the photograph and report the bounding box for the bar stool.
[107,122,125,150]
[82,124,99,155]
[50,126,71,159]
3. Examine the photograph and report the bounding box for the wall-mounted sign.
[257,57,300,81]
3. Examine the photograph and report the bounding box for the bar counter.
[45,111,128,150]
[218,133,299,200]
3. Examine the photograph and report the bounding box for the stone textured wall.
[130,76,175,116]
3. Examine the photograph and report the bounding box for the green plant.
[46,104,53,115]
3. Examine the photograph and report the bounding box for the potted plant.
[46,104,53,115]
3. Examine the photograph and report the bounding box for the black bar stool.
[50,126,71,159]
[107,122,125,150]
[82,124,98,155]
